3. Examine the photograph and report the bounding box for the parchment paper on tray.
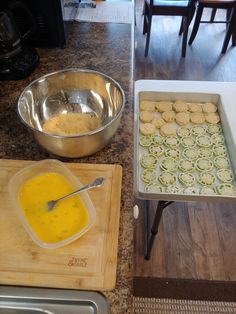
[134,88,236,202]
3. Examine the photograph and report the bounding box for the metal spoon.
[47,177,105,211]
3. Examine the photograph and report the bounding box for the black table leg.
[145,200,174,260]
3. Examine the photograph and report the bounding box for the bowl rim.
[17,68,126,139]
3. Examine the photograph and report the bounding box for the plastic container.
[8,159,96,249]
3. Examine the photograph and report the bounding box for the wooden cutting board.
[0,159,122,291]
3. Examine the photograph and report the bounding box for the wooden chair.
[209,7,231,22]
[222,7,236,51]
[142,0,196,57]
[188,0,236,53]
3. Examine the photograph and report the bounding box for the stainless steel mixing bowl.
[17,69,125,158]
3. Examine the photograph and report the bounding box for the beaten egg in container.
[9,159,96,249]
[18,172,89,244]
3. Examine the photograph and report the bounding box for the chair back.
[148,0,197,10]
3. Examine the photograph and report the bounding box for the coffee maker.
[0,0,39,80]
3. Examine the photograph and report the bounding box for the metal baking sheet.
[0,286,109,314]
[134,80,236,202]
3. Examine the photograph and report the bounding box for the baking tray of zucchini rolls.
[134,80,236,202]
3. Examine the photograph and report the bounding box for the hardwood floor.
[135,4,236,81]
[133,4,236,301]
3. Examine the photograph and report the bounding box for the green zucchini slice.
[180,136,196,148]
[213,145,227,157]
[159,171,177,186]
[177,127,191,138]
[200,186,216,195]
[192,125,206,137]
[214,156,229,169]
[182,148,199,161]
[217,183,236,196]
[139,135,153,147]
[164,136,180,148]
[152,135,164,145]
[211,133,225,145]
[217,169,234,183]
[199,147,213,158]
[145,183,165,193]
[141,169,158,183]
[207,124,222,134]
[140,154,157,169]
[160,157,178,172]
[198,172,215,186]
[196,135,212,148]
[148,145,164,157]
[184,187,199,194]
[165,148,181,159]
[179,159,195,172]
[196,158,213,172]
[166,185,183,194]
[179,173,195,186]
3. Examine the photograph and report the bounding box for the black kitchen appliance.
[0,0,66,80]
[0,0,66,48]
[0,0,39,80]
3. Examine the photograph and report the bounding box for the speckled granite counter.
[0,22,134,313]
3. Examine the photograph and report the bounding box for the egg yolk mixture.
[18,172,89,244]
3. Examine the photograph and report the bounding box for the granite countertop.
[0,22,134,313]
